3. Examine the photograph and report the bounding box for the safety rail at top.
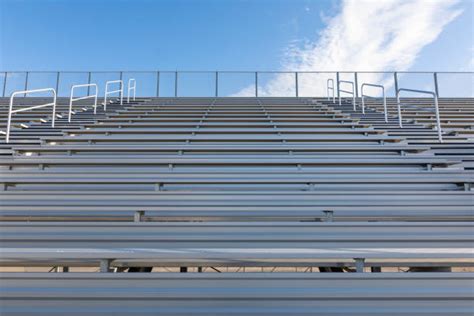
[361,83,387,122]
[3,88,57,143]
[68,83,98,122]
[397,88,443,143]
[127,78,136,103]
[1,71,472,98]
[338,80,356,110]
[103,80,123,110]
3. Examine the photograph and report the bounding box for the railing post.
[2,72,7,98]
[295,72,299,97]
[55,72,60,96]
[87,72,92,95]
[119,72,123,101]
[23,72,29,97]
[175,71,178,97]
[354,72,359,98]
[156,71,160,97]
[393,72,398,97]
[215,71,219,97]
[336,72,340,99]
[434,72,439,97]
[255,72,258,97]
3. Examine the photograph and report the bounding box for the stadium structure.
[0,70,473,315]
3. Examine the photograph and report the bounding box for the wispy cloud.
[233,0,462,97]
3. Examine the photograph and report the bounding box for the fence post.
[119,72,123,101]
[354,72,359,98]
[336,72,340,99]
[175,71,178,97]
[24,72,29,97]
[215,71,218,97]
[393,72,398,96]
[2,72,7,97]
[295,72,299,97]
[87,72,92,95]
[255,72,258,97]
[433,72,439,97]
[156,71,160,97]
[55,72,60,96]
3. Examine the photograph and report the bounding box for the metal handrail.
[68,83,98,122]
[127,79,136,103]
[396,88,443,142]
[4,88,57,143]
[103,80,123,111]
[338,80,356,110]
[361,83,387,122]
[327,79,335,103]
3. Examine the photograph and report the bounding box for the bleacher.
[0,91,473,314]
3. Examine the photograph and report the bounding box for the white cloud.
[233,0,462,97]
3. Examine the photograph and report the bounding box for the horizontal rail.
[396,88,443,142]
[5,88,57,143]
[337,80,356,110]
[68,83,98,122]
[103,80,123,110]
[361,83,387,121]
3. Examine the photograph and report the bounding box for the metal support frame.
[361,83,387,122]
[354,72,359,98]
[156,71,160,97]
[68,83,98,122]
[338,80,356,110]
[99,259,112,273]
[255,72,258,97]
[127,78,136,103]
[55,72,60,94]
[336,72,340,98]
[295,72,299,97]
[175,72,178,97]
[87,72,92,95]
[434,72,439,97]
[215,72,219,97]
[354,258,365,273]
[396,88,443,142]
[2,72,7,97]
[23,72,29,97]
[103,80,123,111]
[326,79,335,103]
[4,88,57,143]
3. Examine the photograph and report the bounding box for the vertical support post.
[100,259,112,273]
[134,211,144,222]
[295,72,299,97]
[23,72,29,97]
[255,72,258,97]
[55,72,60,96]
[119,72,123,102]
[87,72,92,95]
[354,258,365,273]
[433,72,439,98]
[336,72,340,99]
[215,71,219,97]
[354,72,359,98]
[175,71,178,97]
[180,267,188,273]
[393,72,398,97]
[2,72,7,98]
[156,71,160,97]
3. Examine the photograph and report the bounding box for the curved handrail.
[104,80,123,110]
[361,83,387,122]
[5,88,57,143]
[68,83,98,122]
[338,80,356,110]
[326,79,335,103]
[127,78,136,103]
[396,88,442,142]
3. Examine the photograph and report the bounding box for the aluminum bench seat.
[2,273,473,316]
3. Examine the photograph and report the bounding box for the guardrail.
[4,88,56,143]
[127,78,136,103]
[68,83,98,122]
[103,80,123,111]
[327,79,335,103]
[361,83,387,122]
[396,88,443,142]
[338,80,356,110]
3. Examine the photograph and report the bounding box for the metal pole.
[336,72,340,99]
[175,71,178,97]
[295,72,299,97]
[354,72,359,98]
[433,72,439,97]
[2,72,7,97]
[87,72,92,95]
[24,72,29,97]
[255,72,258,97]
[215,71,218,97]
[156,71,160,97]
[55,72,60,96]
[393,72,398,97]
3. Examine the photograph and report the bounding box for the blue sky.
[0,0,473,97]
